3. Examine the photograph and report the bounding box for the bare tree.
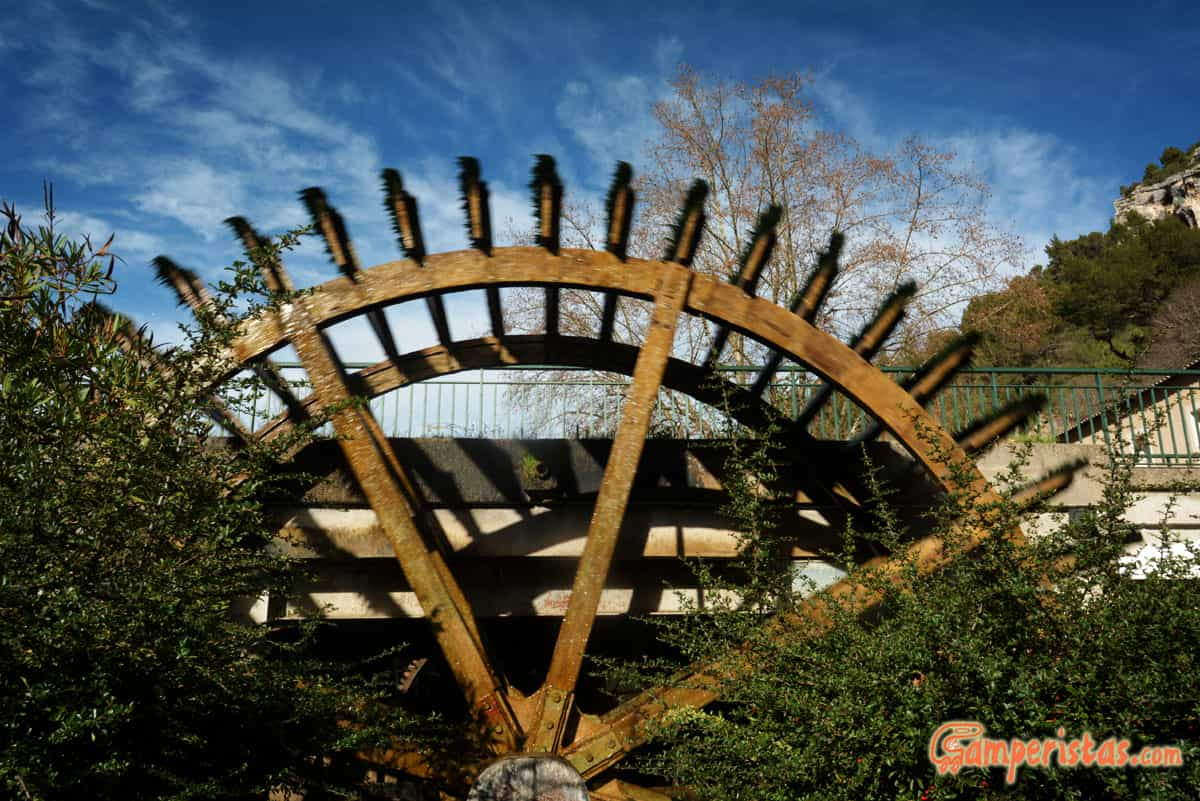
[503,67,1023,435]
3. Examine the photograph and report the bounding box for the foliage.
[1044,214,1200,353]
[962,138,1200,370]
[960,274,1060,368]
[625,434,1200,800]
[502,66,1023,429]
[0,192,430,800]
[1122,142,1200,194]
[639,69,1020,356]
[962,212,1200,368]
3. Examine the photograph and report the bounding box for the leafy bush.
[1128,142,1199,192]
[1045,213,1200,360]
[627,434,1200,800]
[0,191,427,800]
[963,212,1200,368]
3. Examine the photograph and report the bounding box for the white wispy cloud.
[942,129,1115,263]
[12,13,384,272]
[809,75,1113,269]
[132,159,248,241]
[556,78,655,170]
[7,6,493,348]
[553,35,682,177]
[807,74,889,153]
[55,209,164,259]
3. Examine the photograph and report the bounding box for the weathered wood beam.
[751,232,842,397]
[702,205,780,368]
[850,332,981,446]
[382,168,452,347]
[302,186,401,362]
[529,263,693,754]
[599,162,634,341]
[459,157,505,339]
[795,280,915,430]
[531,155,563,335]
[234,220,523,752]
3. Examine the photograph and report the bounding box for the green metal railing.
[228,365,1200,466]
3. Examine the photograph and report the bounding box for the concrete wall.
[262,442,1200,621]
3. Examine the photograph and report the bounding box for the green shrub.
[1133,143,1200,190]
[630,437,1200,800]
[0,191,428,800]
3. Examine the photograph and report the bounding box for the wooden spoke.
[599,162,634,342]
[702,205,780,369]
[665,180,707,266]
[529,263,693,753]
[237,225,520,752]
[532,155,564,336]
[903,332,982,404]
[301,187,358,271]
[1012,460,1084,508]
[302,187,401,362]
[485,288,506,339]
[151,257,255,437]
[427,294,453,346]
[563,678,719,779]
[545,284,560,337]
[249,358,308,423]
[458,157,493,255]
[598,293,620,342]
[955,394,1047,455]
[796,281,915,430]
[852,281,916,358]
[851,332,981,446]
[289,310,519,750]
[458,158,504,339]
[605,162,634,261]
[751,232,842,396]
[205,396,254,442]
[153,256,217,314]
[153,256,308,426]
[382,168,427,263]
[382,168,453,347]
[225,216,294,294]
[90,299,253,443]
[788,231,842,321]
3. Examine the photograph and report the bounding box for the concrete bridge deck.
[259,440,1200,621]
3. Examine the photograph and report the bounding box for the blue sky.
[4,0,1198,355]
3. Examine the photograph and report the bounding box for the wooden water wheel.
[144,156,1069,800]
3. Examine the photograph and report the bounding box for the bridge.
[246,364,1200,464]
[246,362,1200,623]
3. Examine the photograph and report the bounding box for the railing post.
[249,377,261,432]
[240,363,1198,463]
[1069,383,1082,442]
[1163,387,1181,467]
[1094,371,1112,451]
[790,368,799,420]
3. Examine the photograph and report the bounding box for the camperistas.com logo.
[928,721,1184,784]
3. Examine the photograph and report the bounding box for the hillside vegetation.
[1121,142,1200,196]
[962,145,1200,370]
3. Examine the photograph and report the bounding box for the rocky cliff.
[1114,161,1200,228]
